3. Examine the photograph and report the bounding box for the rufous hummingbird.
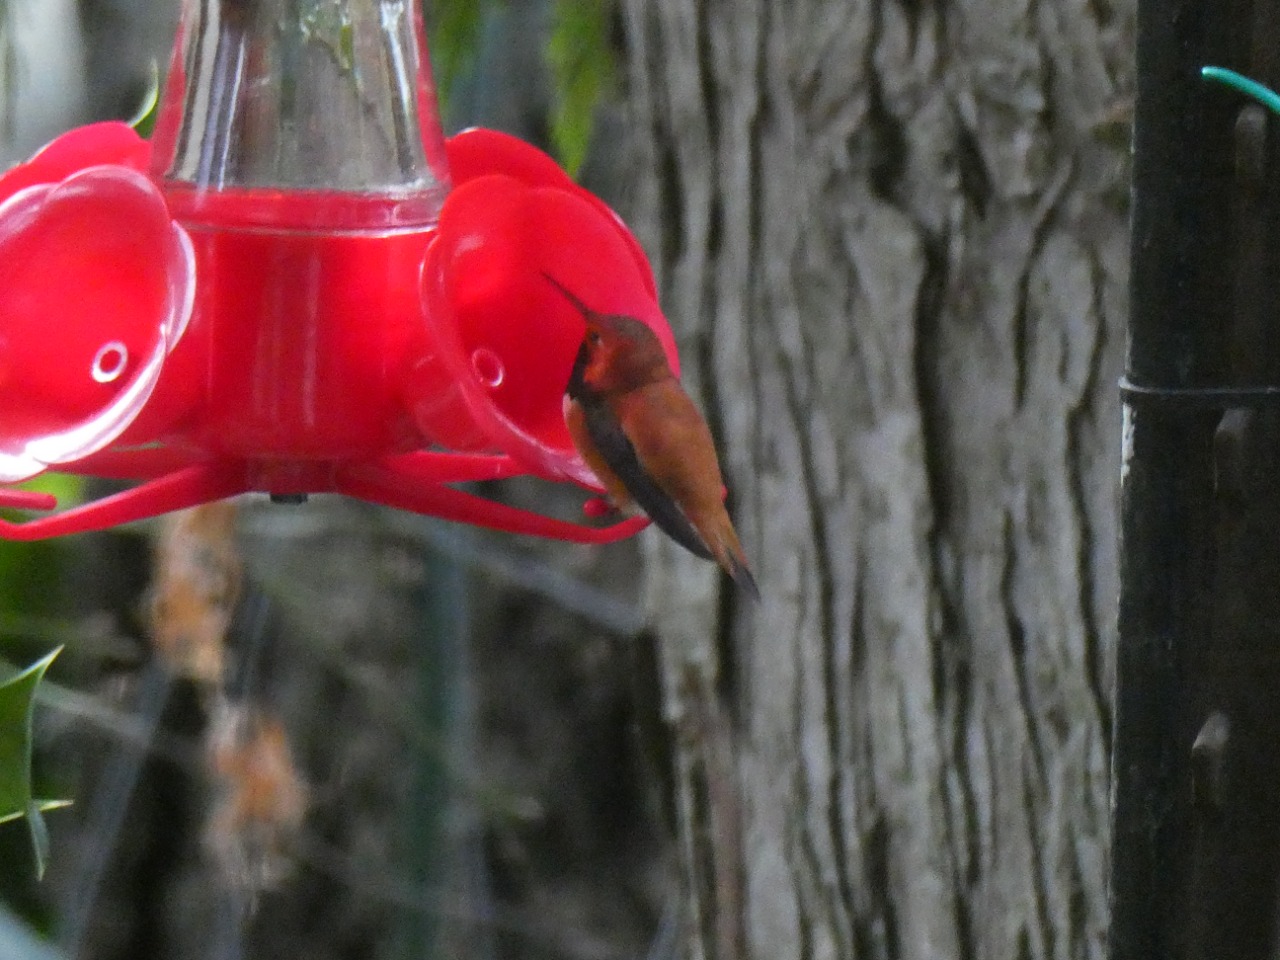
[545,273,759,600]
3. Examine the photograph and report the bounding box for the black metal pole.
[1112,2,1280,958]
[1112,2,1223,957]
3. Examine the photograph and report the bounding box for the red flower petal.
[445,127,575,190]
[0,122,151,207]
[445,128,656,300]
[0,165,193,481]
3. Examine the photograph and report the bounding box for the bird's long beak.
[541,271,593,318]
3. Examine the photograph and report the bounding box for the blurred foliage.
[0,902,65,960]
[0,474,81,616]
[546,0,616,177]
[426,0,492,117]
[429,0,617,177]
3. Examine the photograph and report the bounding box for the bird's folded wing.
[581,400,713,561]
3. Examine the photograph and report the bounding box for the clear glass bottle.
[150,0,451,229]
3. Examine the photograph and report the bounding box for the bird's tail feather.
[725,552,760,601]
[706,524,760,602]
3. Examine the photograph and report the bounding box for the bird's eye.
[587,331,602,345]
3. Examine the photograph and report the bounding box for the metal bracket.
[1120,377,1280,409]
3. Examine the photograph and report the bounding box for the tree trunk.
[616,2,1132,958]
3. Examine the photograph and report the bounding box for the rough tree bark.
[615,2,1133,958]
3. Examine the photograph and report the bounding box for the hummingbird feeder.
[0,0,681,542]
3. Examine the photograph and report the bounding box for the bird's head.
[543,273,672,396]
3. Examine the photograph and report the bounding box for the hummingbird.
[545,273,759,600]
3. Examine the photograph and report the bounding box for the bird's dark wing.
[579,398,713,561]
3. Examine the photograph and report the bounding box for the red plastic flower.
[421,127,678,486]
[0,123,192,482]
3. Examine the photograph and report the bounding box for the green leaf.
[127,60,162,138]
[0,648,66,879]
[546,0,616,178]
